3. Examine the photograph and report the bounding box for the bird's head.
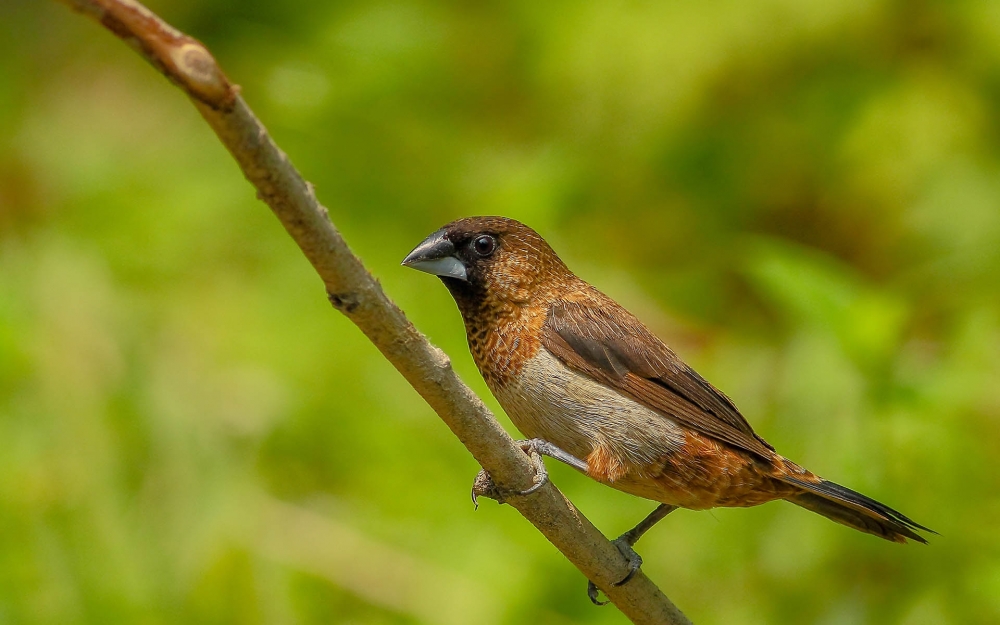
[401,216,571,307]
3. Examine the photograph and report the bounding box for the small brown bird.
[402,216,930,600]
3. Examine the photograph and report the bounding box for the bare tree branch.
[56,1,693,623]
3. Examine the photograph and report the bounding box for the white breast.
[493,348,684,470]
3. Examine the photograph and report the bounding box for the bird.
[401,216,931,602]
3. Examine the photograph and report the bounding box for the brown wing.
[543,299,776,459]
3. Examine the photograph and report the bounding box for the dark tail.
[781,475,934,544]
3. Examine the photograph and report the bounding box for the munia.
[403,216,930,599]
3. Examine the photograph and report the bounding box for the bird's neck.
[444,269,586,388]
[452,291,549,389]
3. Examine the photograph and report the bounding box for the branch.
[56,1,692,623]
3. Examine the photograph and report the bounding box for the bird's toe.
[610,537,643,586]
[585,536,645,605]
[471,469,503,507]
[470,445,549,508]
[587,579,609,606]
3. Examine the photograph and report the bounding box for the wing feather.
[543,300,775,459]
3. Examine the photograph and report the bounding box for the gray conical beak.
[401,229,468,281]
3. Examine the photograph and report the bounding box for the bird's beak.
[401,229,468,281]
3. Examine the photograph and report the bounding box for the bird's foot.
[587,536,644,606]
[585,504,676,606]
[471,439,551,508]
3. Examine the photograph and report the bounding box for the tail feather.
[781,475,933,544]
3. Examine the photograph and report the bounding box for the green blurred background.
[2,0,999,623]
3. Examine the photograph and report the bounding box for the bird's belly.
[491,347,684,477]
[491,348,789,510]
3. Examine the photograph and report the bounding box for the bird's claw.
[471,440,549,508]
[586,579,605,606]
[471,470,502,509]
[515,440,551,495]
[586,536,644,605]
[611,537,644,586]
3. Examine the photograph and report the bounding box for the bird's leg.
[587,503,678,606]
[471,438,588,507]
[519,438,589,473]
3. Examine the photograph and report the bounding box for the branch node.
[169,42,232,107]
[328,290,360,314]
[434,349,453,372]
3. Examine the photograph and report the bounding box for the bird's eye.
[473,235,496,257]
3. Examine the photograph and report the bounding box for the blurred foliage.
[1,0,999,623]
